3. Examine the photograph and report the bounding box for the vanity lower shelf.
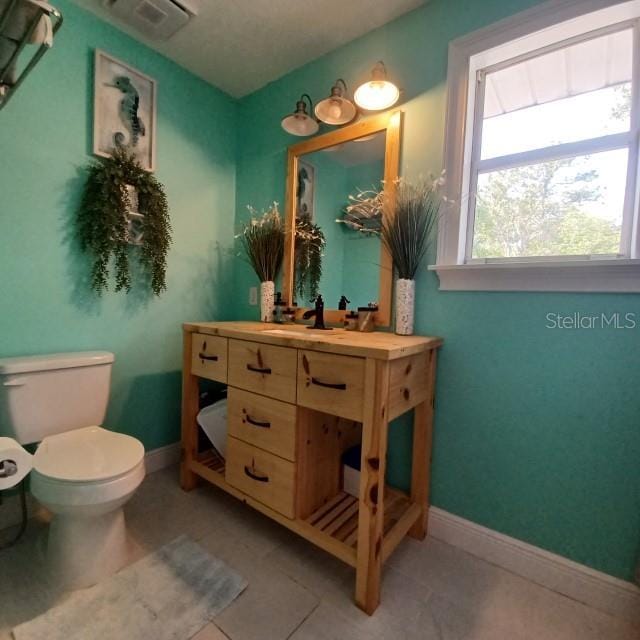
[190,448,421,568]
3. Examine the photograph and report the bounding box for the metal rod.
[0,3,63,111]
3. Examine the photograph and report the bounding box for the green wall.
[234,0,640,581]
[0,0,237,452]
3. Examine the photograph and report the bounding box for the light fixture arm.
[334,78,348,96]
[298,93,314,115]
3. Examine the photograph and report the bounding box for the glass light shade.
[315,96,357,125]
[281,113,319,136]
[354,79,399,111]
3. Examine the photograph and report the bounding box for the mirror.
[283,111,402,327]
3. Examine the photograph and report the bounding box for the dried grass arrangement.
[237,202,285,282]
[380,176,444,279]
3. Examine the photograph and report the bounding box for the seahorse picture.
[93,50,157,172]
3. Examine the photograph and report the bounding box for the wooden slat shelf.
[304,487,414,552]
[197,449,225,474]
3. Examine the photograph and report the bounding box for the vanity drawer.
[225,437,296,518]
[227,388,297,461]
[191,334,227,383]
[228,339,297,403]
[297,350,365,422]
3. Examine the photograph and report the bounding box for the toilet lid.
[33,426,145,482]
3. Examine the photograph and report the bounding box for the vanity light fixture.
[281,93,319,136]
[314,79,357,125]
[354,61,399,111]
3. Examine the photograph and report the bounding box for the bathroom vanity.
[180,321,441,614]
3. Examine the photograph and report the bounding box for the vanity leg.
[408,349,437,539]
[181,331,199,491]
[355,358,390,615]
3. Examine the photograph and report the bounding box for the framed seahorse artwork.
[93,50,157,172]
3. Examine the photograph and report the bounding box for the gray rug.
[13,535,247,640]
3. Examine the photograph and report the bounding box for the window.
[435,0,640,292]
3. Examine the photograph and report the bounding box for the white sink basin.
[262,328,331,338]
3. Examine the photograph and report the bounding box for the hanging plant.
[295,212,325,302]
[77,147,172,295]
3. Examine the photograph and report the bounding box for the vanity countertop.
[183,321,442,360]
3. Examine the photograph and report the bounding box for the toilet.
[0,351,145,589]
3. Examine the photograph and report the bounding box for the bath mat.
[12,535,247,640]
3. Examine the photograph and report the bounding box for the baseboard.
[0,442,182,532]
[144,441,181,474]
[428,506,640,625]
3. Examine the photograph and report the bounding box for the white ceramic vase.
[395,278,415,335]
[260,280,275,323]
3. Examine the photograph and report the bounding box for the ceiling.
[74,0,425,97]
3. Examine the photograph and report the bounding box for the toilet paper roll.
[0,437,33,490]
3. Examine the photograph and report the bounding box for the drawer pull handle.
[244,466,269,483]
[247,364,272,375]
[245,415,271,429]
[198,353,219,361]
[311,377,347,391]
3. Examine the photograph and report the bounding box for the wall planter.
[78,147,171,295]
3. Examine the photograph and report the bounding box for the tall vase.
[260,281,275,323]
[395,278,415,335]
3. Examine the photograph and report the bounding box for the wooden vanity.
[181,321,441,614]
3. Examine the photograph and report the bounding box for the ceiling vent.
[105,0,199,40]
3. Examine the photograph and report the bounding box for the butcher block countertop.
[183,321,442,361]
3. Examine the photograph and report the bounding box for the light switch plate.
[249,287,258,306]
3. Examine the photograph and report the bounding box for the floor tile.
[265,533,352,599]
[289,601,386,640]
[190,622,230,639]
[214,565,319,640]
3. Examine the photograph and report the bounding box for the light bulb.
[354,80,399,111]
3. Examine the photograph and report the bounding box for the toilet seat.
[33,425,144,482]
[31,426,145,512]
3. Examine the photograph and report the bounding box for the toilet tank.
[0,352,114,445]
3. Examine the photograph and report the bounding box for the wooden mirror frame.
[282,110,402,327]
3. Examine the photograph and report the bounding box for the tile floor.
[0,466,638,640]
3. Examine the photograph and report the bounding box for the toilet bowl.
[31,426,145,589]
[0,351,146,591]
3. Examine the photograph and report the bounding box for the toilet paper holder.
[0,459,18,479]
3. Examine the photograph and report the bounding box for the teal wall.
[234,0,640,581]
[0,0,237,452]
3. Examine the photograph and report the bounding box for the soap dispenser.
[273,292,286,323]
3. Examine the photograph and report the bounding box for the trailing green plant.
[380,176,445,279]
[237,202,285,282]
[77,147,172,295]
[295,212,325,302]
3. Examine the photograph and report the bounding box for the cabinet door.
[228,339,297,403]
[227,388,297,461]
[297,350,365,422]
[191,334,227,383]
[225,437,296,518]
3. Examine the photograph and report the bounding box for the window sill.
[429,259,640,292]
